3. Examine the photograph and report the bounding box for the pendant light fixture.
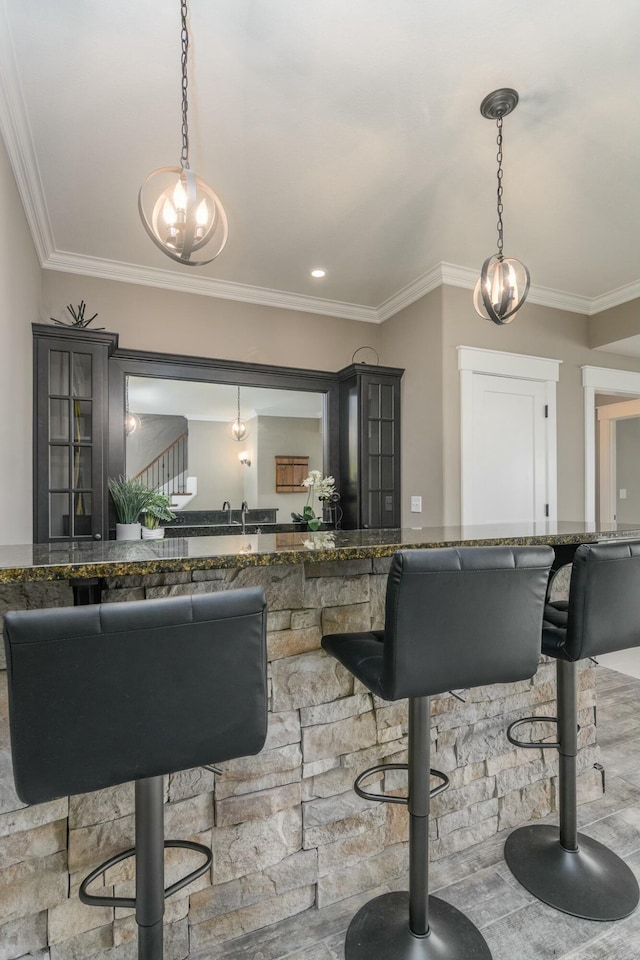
[138,0,228,266]
[229,386,248,442]
[473,88,530,325]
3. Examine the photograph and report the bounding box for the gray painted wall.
[616,417,640,523]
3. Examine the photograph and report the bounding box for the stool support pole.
[408,696,431,937]
[135,776,165,960]
[557,660,578,853]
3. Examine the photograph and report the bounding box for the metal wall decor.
[138,0,228,266]
[473,88,530,325]
[50,301,104,330]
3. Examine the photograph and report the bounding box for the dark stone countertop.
[0,522,638,584]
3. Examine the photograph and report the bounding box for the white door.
[458,346,559,527]
[469,374,548,524]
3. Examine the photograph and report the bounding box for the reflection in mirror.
[125,377,325,519]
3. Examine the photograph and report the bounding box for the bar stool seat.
[322,545,553,960]
[505,540,640,921]
[4,588,268,960]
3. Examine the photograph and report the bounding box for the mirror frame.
[108,347,341,514]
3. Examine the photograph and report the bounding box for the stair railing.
[134,432,188,496]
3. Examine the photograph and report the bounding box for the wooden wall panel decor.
[275,455,309,492]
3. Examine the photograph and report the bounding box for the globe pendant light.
[229,386,248,442]
[473,89,530,325]
[138,0,228,266]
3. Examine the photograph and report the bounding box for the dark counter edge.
[1,527,639,585]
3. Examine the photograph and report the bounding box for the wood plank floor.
[193,667,640,960]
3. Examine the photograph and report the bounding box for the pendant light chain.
[236,386,241,422]
[495,115,504,259]
[180,0,190,170]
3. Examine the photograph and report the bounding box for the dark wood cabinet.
[338,363,403,529]
[33,324,118,543]
[32,331,401,540]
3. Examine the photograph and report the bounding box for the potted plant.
[300,470,336,531]
[108,475,154,540]
[141,491,176,540]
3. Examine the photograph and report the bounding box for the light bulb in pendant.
[173,178,187,214]
[163,199,177,226]
[196,198,209,239]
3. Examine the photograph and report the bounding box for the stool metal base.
[504,824,640,921]
[345,892,492,960]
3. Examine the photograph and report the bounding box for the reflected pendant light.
[125,413,141,437]
[124,380,140,436]
[473,88,530,325]
[229,386,248,442]
[138,0,228,266]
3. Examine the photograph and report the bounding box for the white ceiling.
[1,0,639,323]
[128,377,323,421]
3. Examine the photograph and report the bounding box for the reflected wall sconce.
[473,88,530,325]
[138,0,228,266]
[239,452,251,467]
[229,386,249,442]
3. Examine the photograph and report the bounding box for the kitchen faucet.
[241,501,249,533]
[222,501,233,524]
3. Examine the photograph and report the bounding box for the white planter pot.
[141,527,165,540]
[116,522,142,541]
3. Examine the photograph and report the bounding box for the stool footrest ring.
[354,763,449,804]
[507,715,581,750]
[79,839,212,908]
[507,715,560,750]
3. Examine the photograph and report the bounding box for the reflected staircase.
[134,432,197,510]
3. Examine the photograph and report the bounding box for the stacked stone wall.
[0,560,601,959]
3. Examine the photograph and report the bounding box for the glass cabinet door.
[338,364,403,530]
[34,329,113,542]
[361,376,399,528]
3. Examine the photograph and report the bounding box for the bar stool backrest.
[382,546,553,700]
[565,540,640,661]
[4,589,268,805]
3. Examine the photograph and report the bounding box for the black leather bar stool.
[322,545,553,960]
[4,588,268,960]
[505,540,640,920]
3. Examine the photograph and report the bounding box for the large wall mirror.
[125,376,325,517]
[109,350,340,522]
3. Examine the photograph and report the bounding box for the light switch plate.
[410,496,422,512]
[620,489,627,499]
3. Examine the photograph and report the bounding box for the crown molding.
[40,249,640,325]
[43,250,380,323]
[590,280,640,315]
[375,264,444,322]
[0,1,55,264]
[437,262,595,315]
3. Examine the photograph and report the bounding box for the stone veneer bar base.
[0,558,601,960]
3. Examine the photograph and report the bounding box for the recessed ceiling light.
[310,268,326,278]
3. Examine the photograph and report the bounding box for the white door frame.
[596,398,640,526]
[458,346,561,525]
[582,366,640,524]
